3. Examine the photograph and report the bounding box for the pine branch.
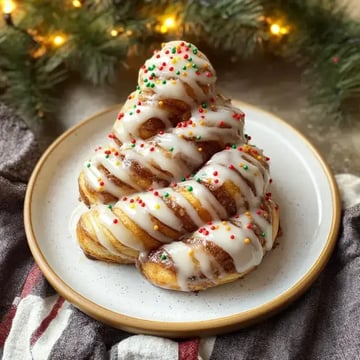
[263,0,360,118]
[183,0,264,56]
[0,28,67,119]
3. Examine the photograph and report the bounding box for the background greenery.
[0,0,359,122]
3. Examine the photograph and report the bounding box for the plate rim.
[24,102,341,337]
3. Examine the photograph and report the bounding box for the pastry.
[74,40,280,292]
[138,199,279,291]
[78,41,245,206]
[76,143,278,266]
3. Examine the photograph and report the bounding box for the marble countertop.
[38,54,360,176]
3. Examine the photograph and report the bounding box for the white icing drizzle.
[75,41,279,292]
[160,207,273,291]
[80,41,245,202]
[82,143,272,260]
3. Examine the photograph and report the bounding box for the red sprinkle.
[230,234,235,240]
[247,223,253,229]
[113,219,118,224]
[228,164,235,170]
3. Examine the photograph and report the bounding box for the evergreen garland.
[0,0,359,122]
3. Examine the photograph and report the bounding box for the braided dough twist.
[74,41,280,291]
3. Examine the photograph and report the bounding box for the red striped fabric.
[30,296,65,346]
[179,338,200,360]
[0,263,43,347]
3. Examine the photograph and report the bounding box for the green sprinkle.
[187,43,192,48]
[146,83,151,87]
[196,135,201,140]
[133,104,137,108]
[181,177,186,181]
[164,192,169,198]
[188,57,193,62]
[193,48,198,54]
[169,146,174,152]
[162,80,167,85]
[171,47,176,54]
[231,144,237,149]
[151,72,156,77]
[129,112,133,115]
[192,63,197,69]
[187,186,193,192]
[136,85,140,90]
[261,232,266,237]
[201,103,207,108]
[107,204,113,209]
[131,144,135,148]
[176,70,181,75]
[150,83,155,88]
[196,178,201,183]
[105,155,109,158]
[86,163,91,168]
[160,253,167,261]
[144,78,148,83]
[182,65,187,70]
[243,164,249,170]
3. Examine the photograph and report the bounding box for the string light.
[159,16,176,34]
[53,35,66,47]
[72,0,82,7]
[2,0,15,26]
[110,29,118,37]
[270,22,289,36]
[2,0,15,14]
[270,23,281,35]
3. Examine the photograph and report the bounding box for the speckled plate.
[24,102,341,337]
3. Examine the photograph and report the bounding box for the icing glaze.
[75,40,279,292]
[82,143,272,264]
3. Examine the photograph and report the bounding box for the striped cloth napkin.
[1,103,359,359]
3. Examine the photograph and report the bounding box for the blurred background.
[0,0,359,175]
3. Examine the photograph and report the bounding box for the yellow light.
[270,23,281,35]
[164,17,175,28]
[110,29,118,37]
[2,0,15,14]
[53,35,66,47]
[72,0,82,7]
[280,27,289,35]
[159,16,176,34]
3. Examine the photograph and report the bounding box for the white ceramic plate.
[24,102,340,337]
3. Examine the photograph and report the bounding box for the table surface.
[38,54,360,177]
